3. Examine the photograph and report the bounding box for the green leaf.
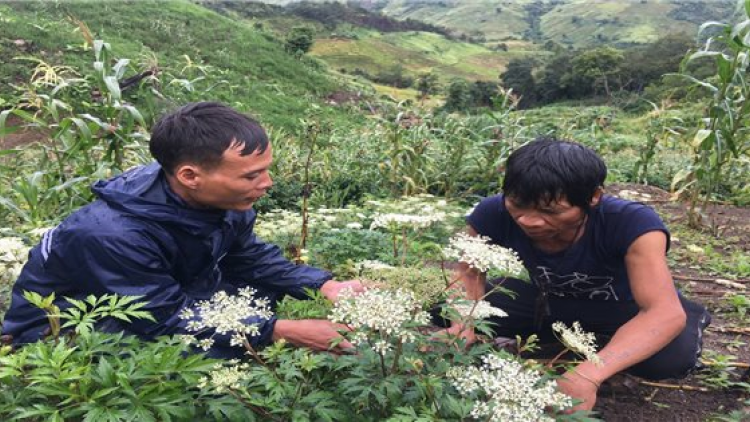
[716,54,733,83]
[104,76,122,101]
[692,129,713,149]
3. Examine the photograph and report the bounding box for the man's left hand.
[320,280,365,302]
[557,369,599,412]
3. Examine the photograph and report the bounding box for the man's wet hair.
[502,137,607,209]
[149,102,269,174]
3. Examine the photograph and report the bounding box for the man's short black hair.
[502,137,607,209]
[149,102,269,174]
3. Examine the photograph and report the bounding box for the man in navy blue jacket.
[1,102,362,357]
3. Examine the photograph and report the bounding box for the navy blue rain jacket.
[2,163,332,352]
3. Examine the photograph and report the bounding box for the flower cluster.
[179,287,273,351]
[253,209,303,241]
[447,298,508,320]
[449,354,572,422]
[355,260,395,271]
[551,321,602,365]
[443,233,525,275]
[329,287,430,353]
[369,211,445,231]
[0,237,30,285]
[198,361,251,393]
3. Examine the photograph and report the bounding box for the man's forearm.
[575,307,686,383]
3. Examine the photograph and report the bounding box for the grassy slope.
[381,0,534,42]
[541,1,691,46]
[0,0,362,131]
[378,0,736,48]
[311,29,520,81]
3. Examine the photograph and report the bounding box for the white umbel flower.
[448,298,508,320]
[329,287,430,353]
[449,353,573,422]
[370,211,445,231]
[355,260,395,271]
[198,362,252,393]
[179,287,273,350]
[551,321,602,366]
[444,233,525,275]
[0,237,29,285]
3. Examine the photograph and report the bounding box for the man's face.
[187,142,273,211]
[504,196,587,242]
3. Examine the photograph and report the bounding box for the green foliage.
[571,47,624,97]
[275,288,332,320]
[0,332,243,421]
[500,59,537,108]
[415,72,440,99]
[674,5,750,227]
[443,78,472,112]
[0,291,243,421]
[309,228,394,276]
[697,350,750,393]
[285,26,315,58]
[0,1,357,131]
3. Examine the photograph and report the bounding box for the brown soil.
[0,115,50,149]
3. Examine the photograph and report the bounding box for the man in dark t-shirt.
[451,138,710,411]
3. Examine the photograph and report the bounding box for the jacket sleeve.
[49,228,277,348]
[220,213,332,299]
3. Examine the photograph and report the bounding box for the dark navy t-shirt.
[467,195,670,302]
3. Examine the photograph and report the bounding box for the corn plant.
[675,2,750,228]
[634,101,687,185]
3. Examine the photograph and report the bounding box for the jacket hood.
[91,163,232,235]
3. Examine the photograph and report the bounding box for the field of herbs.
[1,2,750,422]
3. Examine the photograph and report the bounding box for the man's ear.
[590,186,604,207]
[174,164,202,190]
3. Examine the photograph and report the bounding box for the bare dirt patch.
[0,115,49,150]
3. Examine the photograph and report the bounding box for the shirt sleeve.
[219,212,333,299]
[466,195,508,244]
[50,229,277,348]
[606,201,671,258]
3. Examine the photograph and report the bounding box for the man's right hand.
[272,319,354,353]
[432,322,477,347]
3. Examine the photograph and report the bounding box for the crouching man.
[452,137,710,410]
[1,102,362,357]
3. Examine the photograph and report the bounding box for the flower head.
[444,233,525,276]
[329,287,430,354]
[552,321,602,365]
[370,211,445,231]
[198,362,252,393]
[0,237,30,285]
[447,298,508,320]
[179,287,273,350]
[449,353,573,422]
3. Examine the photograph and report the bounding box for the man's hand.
[432,322,477,347]
[320,279,365,302]
[272,319,354,353]
[557,368,600,411]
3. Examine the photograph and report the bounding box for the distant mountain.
[256,0,738,48]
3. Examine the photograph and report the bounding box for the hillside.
[257,0,737,48]
[0,0,361,130]
[203,1,543,86]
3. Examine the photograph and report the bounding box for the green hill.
[256,0,737,48]
[0,0,361,130]
[202,1,542,84]
[311,29,537,83]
